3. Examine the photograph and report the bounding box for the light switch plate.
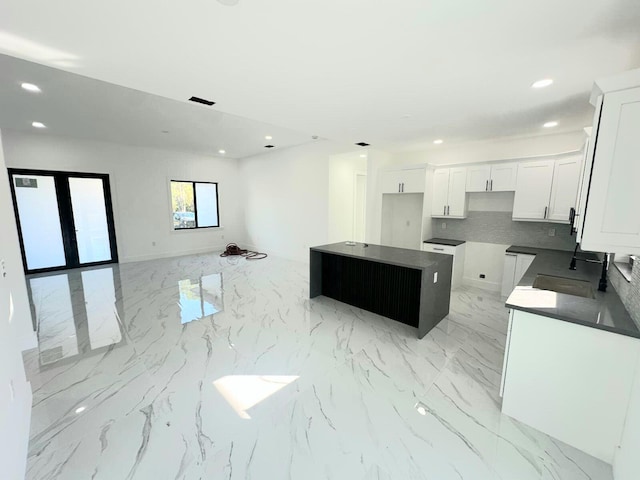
[433,272,438,283]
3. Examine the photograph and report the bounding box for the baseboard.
[120,244,229,264]
[463,277,501,293]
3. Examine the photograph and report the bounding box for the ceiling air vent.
[355,142,370,147]
[265,145,275,148]
[189,96,216,106]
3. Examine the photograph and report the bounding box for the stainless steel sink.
[532,274,596,299]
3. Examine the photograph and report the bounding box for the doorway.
[8,169,119,274]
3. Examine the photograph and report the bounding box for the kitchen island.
[310,242,452,338]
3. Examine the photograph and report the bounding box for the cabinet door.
[582,87,640,254]
[515,254,535,285]
[512,160,555,220]
[431,169,450,216]
[380,170,402,194]
[447,168,467,217]
[548,156,581,223]
[490,162,518,192]
[466,165,491,192]
[501,253,517,297]
[575,131,595,242]
[401,168,426,193]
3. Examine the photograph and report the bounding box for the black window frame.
[170,180,220,230]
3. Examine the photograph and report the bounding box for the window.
[171,180,219,229]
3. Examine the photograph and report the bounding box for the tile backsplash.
[431,211,577,251]
[610,263,640,327]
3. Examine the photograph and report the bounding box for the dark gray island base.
[310,242,452,338]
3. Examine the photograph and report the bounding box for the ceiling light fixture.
[532,78,554,89]
[75,406,86,414]
[21,82,41,92]
[433,139,443,144]
[32,121,46,128]
[543,121,558,128]
[360,154,367,158]
[265,135,272,140]
[218,149,226,154]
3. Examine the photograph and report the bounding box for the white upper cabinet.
[466,165,492,192]
[381,167,425,194]
[581,75,640,254]
[431,168,450,216]
[512,160,555,221]
[432,167,467,218]
[490,162,518,191]
[466,163,517,192]
[548,155,582,223]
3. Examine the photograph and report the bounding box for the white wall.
[0,129,34,480]
[392,130,584,166]
[328,152,367,243]
[2,130,246,263]
[615,357,640,479]
[241,140,350,263]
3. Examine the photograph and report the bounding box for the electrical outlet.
[152,241,156,247]
[548,228,556,237]
[1,259,6,278]
[441,222,446,230]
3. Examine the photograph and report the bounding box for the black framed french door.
[8,168,119,274]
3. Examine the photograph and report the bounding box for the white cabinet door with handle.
[548,156,581,223]
[490,162,518,192]
[447,168,467,217]
[380,170,403,194]
[401,168,426,193]
[466,165,491,192]
[431,169,450,216]
[513,160,555,221]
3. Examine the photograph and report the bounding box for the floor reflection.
[178,273,224,324]
[27,266,124,367]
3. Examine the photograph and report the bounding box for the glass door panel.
[12,174,66,270]
[68,177,112,264]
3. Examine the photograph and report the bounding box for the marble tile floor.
[22,252,613,480]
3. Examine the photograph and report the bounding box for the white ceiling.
[0,0,639,152]
[0,54,315,158]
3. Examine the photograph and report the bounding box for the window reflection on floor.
[178,273,224,324]
[28,266,123,367]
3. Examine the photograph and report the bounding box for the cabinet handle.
[544,206,548,219]
[402,182,405,192]
[443,205,446,215]
[490,179,493,191]
[485,180,488,191]
[398,183,401,193]
[447,205,450,215]
[433,247,444,251]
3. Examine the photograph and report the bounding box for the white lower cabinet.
[501,252,535,297]
[501,309,640,463]
[422,242,465,288]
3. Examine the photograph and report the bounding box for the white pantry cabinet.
[581,70,640,254]
[381,167,425,194]
[466,162,518,192]
[431,167,467,218]
[512,160,555,221]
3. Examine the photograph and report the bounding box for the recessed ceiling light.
[21,82,41,92]
[543,121,558,128]
[75,406,86,414]
[414,402,427,416]
[265,135,273,140]
[433,139,443,144]
[32,121,46,128]
[360,154,367,158]
[532,78,554,89]
[218,149,226,154]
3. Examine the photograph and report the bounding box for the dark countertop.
[311,242,449,270]
[424,238,466,247]
[505,246,640,339]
